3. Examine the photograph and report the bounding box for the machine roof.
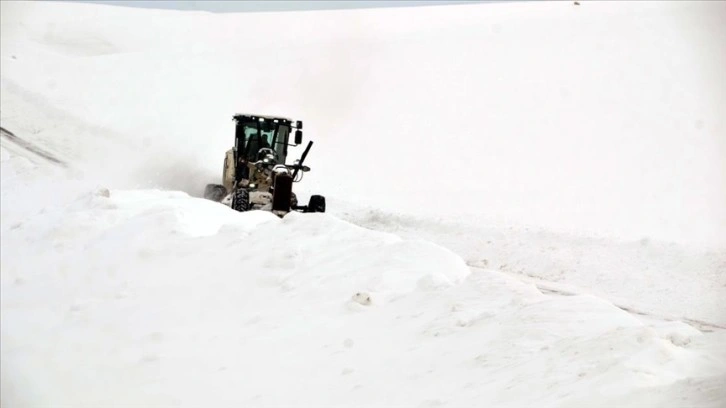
[233,113,295,122]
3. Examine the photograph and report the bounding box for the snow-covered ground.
[1,1,725,406]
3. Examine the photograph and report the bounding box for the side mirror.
[296,120,303,130]
[294,130,303,145]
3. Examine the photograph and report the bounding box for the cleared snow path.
[337,205,726,329]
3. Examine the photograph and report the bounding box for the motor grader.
[204,113,326,216]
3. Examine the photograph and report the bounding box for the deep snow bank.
[2,148,724,407]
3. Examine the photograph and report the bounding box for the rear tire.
[232,188,250,212]
[308,195,326,213]
[204,184,227,201]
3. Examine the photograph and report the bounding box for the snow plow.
[204,113,326,217]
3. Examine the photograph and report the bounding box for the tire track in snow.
[0,126,67,167]
[468,264,726,333]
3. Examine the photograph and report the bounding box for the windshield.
[238,119,290,162]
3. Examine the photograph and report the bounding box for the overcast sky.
[53,1,498,13]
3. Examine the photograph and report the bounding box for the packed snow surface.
[1,0,725,406]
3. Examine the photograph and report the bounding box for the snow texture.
[1,0,725,406]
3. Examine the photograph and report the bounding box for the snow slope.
[2,0,724,248]
[1,0,725,406]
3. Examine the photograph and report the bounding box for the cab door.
[223,149,235,192]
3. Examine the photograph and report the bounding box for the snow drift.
[2,155,724,406]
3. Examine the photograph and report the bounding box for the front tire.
[307,195,326,213]
[232,188,250,212]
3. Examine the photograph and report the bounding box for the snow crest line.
[0,126,67,167]
[468,263,726,333]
